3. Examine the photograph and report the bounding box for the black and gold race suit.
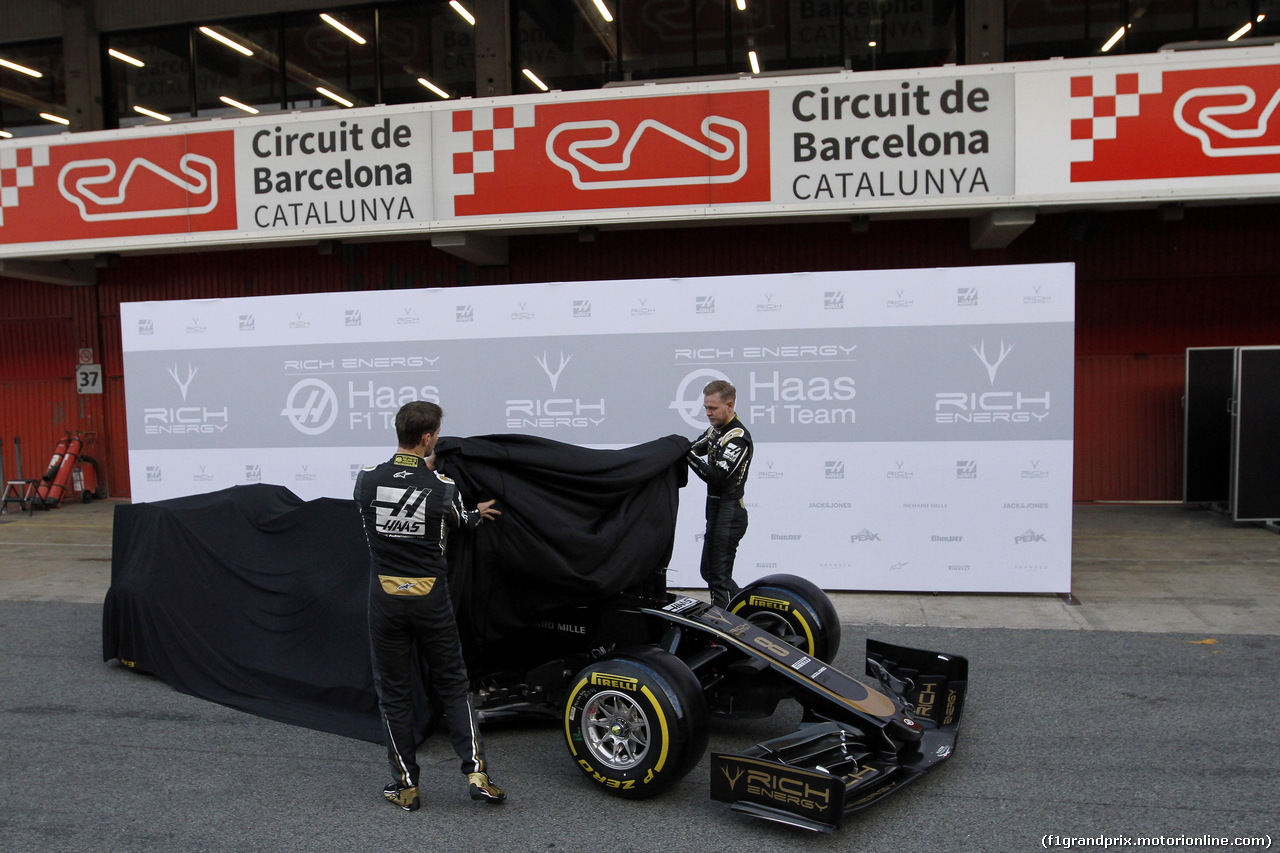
[687,416,753,608]
[354,451,488,790]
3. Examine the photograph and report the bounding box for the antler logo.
[720,766,743,791]
[168,363,199,400]
[536,351,572,391]
[971,340,1014,385]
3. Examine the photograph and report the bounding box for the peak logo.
[1070,64,1280,182]
[449,91,769,218]
[669,368,732,429]
[1015,529,1047,544]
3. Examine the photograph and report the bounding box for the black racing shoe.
[467,772,506,804]
[382,783,420,811]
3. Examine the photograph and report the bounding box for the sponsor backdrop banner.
[4,47,1280,257]
[122,264,1075,593]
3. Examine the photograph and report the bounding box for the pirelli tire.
[563,645,709,799]
[728,573,842,662]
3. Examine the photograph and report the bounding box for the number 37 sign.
[76,363,103,395]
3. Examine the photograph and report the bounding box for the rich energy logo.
[507,351,604,428]
[143,363,229,435]
[935,339,1050,425]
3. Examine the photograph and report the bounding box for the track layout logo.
[1070,63,1280,181]
[449,91,770,216]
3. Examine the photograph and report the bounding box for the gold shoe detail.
[468,772,506,804]
[383,783,420,811]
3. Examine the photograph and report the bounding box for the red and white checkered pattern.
[1069,71,1163,162]
[0,145,50,227]
[452,105,536,177]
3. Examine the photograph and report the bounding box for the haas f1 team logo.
[1070,63,1280,181]
[449,90,770,216]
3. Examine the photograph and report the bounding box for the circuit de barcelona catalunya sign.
[120,264,1075,595]
[2,46,1280,256]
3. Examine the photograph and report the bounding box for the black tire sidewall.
[564,647,707,799]
[728,574,841,661]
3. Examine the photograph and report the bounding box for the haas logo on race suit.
[447,90,770,216]
[0,131,236,244]
[1069,63,1280,181]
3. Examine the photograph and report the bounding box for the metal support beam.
[430,232,509,266]
[0,258,97,286]
[964,0,1005,65]
[474,0,513,97]
[969,207,1036,249]
[62,0,104,132]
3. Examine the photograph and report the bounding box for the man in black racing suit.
[687,379,753,609]
[354,401,507,812]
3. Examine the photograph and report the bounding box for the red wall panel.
[5,203,1279,502]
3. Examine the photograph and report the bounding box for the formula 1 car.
[104,436,968,833]
[465,571,968,833]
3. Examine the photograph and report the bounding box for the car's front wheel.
[729,573,841,661]
[563,645,708,799]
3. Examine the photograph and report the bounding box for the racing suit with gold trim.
[687,416,753,608]
[354,452,488,791]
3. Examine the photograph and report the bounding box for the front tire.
[563,646,708,799]
[728,573,841,661]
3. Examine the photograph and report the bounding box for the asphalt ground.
[1,500,1278,852]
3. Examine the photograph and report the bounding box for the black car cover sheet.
[102,434,690,743]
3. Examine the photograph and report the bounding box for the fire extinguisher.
[39,433,83,508]
[42,434,70,482]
